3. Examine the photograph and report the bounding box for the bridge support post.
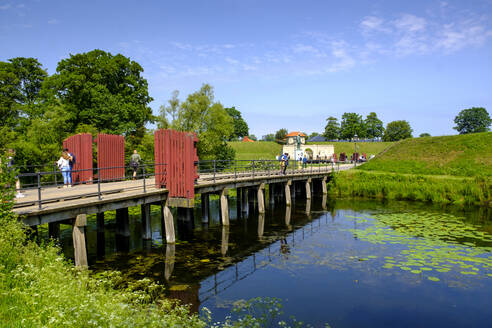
[141,204,152,240]
[48,222,60,239]
[305,178,312,200]
[96,212,105,258]
[161,199,175,244]
[306,199,311,216]
[269,184,275,206]
[257,183,265,214]
[115,208,130,237]
[220,189,230,226]
[72,214,88,268]
[241,187,248,214]
[165,244,175,281]
[201,193,210,224]
[236,188,242,219]
[221,225,230,256]
[285,180,292,206]
[248,188,256,213]
[258,213,265,238]
[285,205,292,228]
[322,176,328,194]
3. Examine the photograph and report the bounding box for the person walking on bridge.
[282,153,290,175]
[130,150,142,180]
[57,151,72,188]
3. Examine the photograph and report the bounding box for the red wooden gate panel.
[97,134,125,181]
[154,129,198,201]
[63,133,93,184]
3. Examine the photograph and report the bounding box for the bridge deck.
[13,164,352,224]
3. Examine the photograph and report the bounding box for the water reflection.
[47,196,492,327]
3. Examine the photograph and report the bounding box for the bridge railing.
[13,163,166,210]
[197,159,339,183]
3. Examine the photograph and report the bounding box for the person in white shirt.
[57,151,72,188]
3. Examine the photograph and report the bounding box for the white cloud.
[360,16,390,34]
[393,14,427,33]
[0,4,11,10]
[47,19,59,25]
[328,42,355,72]
[436,21,491,52]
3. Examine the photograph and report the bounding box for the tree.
[248,134,257,141]
[323,117,340,140]
[262,134,275,141]
[173,84,235,161]
[158,90,180,129]
[275,128,288,142]
[340,113,365,140]
[364,112,384,139]
[309,132,320,139]
[419,133,431,137]
[225,106,249,140]
[42,49,154,135]
[453,107,491,134]
[383,120,413,141]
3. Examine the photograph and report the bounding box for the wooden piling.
[285,180,292,206]
[221,225,230,256]
[306,178,312,200]
[241,187,249,214]
[115,208,130,237]
[141,204,152,240]
[220,189,230,225]
[165,244,175,281]
[161,199,175,244]
[257,183,265,214]
[322,176,328,194]
[72,214,88,268]
[201,193,210,223]
[258,213,265,238]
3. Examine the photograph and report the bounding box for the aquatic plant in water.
[345,211,492,284]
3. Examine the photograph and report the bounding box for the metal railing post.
[252,160,255,177]
[37,171,42,209]
[97,167,102,200]
[268,160,270,176]
[53,163,57,186]
[143,165,146,193]
[234,160,237,180]
[213,160,216,183]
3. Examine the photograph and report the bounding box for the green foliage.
[225,106,249,140]
[262,134,275,141]
[308,132,320,139]
[340,112,365,140]
[360,132,492,177]
[42,49,153,135]
[453,107,491,134]
[330,170,491,206]
[275,128,288,142]
[382,120,413,141]
[323,116,340,140]
[248,134,257,141]
[419,133,431,137]
[158,90,180,129]
[364,112,384,139]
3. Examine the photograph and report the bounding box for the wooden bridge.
[12,129,354,267]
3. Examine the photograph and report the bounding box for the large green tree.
[323,116,340,140]
[225,106,249,140]
[340,112,365,140]
[42,49,153,135]
[383,120,413,141]
[158,90,180,129]
[173,84,235,161]
[364,112,384,139]
[275,128,288,142]
[453,107,491,134]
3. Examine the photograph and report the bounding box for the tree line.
[0,50,248,167]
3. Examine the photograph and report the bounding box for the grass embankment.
[229,141,282,160]
[330,133,492,207]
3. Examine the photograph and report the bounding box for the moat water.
[41,195,492,327]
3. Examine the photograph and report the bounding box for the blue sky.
[1,0,491,137]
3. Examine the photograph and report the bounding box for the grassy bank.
[329,170,491,207]
[359,132,492,177]
[228,141,282,160]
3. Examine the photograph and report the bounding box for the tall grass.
[329,170,492,207]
